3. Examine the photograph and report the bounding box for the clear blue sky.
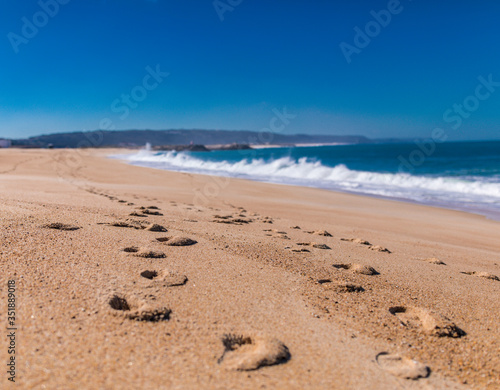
[1,0,499,140]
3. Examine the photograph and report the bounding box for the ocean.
[114,140,500,221]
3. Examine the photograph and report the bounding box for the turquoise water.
[116,140,500,220]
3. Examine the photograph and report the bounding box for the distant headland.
[8,129,372,149]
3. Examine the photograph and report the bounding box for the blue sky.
[1,0,499,140]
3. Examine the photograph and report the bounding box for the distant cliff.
[11,129,372,148]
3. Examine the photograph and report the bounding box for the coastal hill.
[11,129,371,148]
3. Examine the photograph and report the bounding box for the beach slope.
[0,148,499,389]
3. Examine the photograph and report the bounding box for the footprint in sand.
[318,279,365,293]
[369,245,391,253]
[388,306,465,338]
[376,352,430,380]
[212,215,252,225]
[341,238,391,253]
[231,218,253,224]
[312,243,331,249]
[217,219,252,225]
[263,229,287,234]
[129,212,148,218]
[341,238,371,245]
[108,293,171,322]
[143,209,163,216]
[332,263,379,275]
[145,223,168,232]
[43,223,80,231]
[420,257,446,265]
[460,271,499,281]
[123,247,166,258]
[108,220,167,232]
[218,334,291,371]
[297,242,331,250]
[134,205,157,210]
[123,246,140,253]
[155,236,197,246]
[140,270,188,286]
[213,214,232,219]
[263,229,289,239]
[260,216,274,224]
[109,221,143,229]
[305,230,333,237]
[108,219,147,229]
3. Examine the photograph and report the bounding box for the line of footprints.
[42,192,500,379]
[43,198,290,371]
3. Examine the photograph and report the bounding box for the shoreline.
[111,150,500,223]
[1,148,499,389]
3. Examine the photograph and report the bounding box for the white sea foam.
[114,150,500,213]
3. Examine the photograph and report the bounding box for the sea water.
[114,140,500,220]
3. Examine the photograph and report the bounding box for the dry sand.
[1,148,499,389]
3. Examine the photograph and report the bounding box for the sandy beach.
[1,148,499,389]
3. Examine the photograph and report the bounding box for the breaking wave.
[116,150,500,209]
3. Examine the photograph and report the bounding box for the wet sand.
[1,148,499,389]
